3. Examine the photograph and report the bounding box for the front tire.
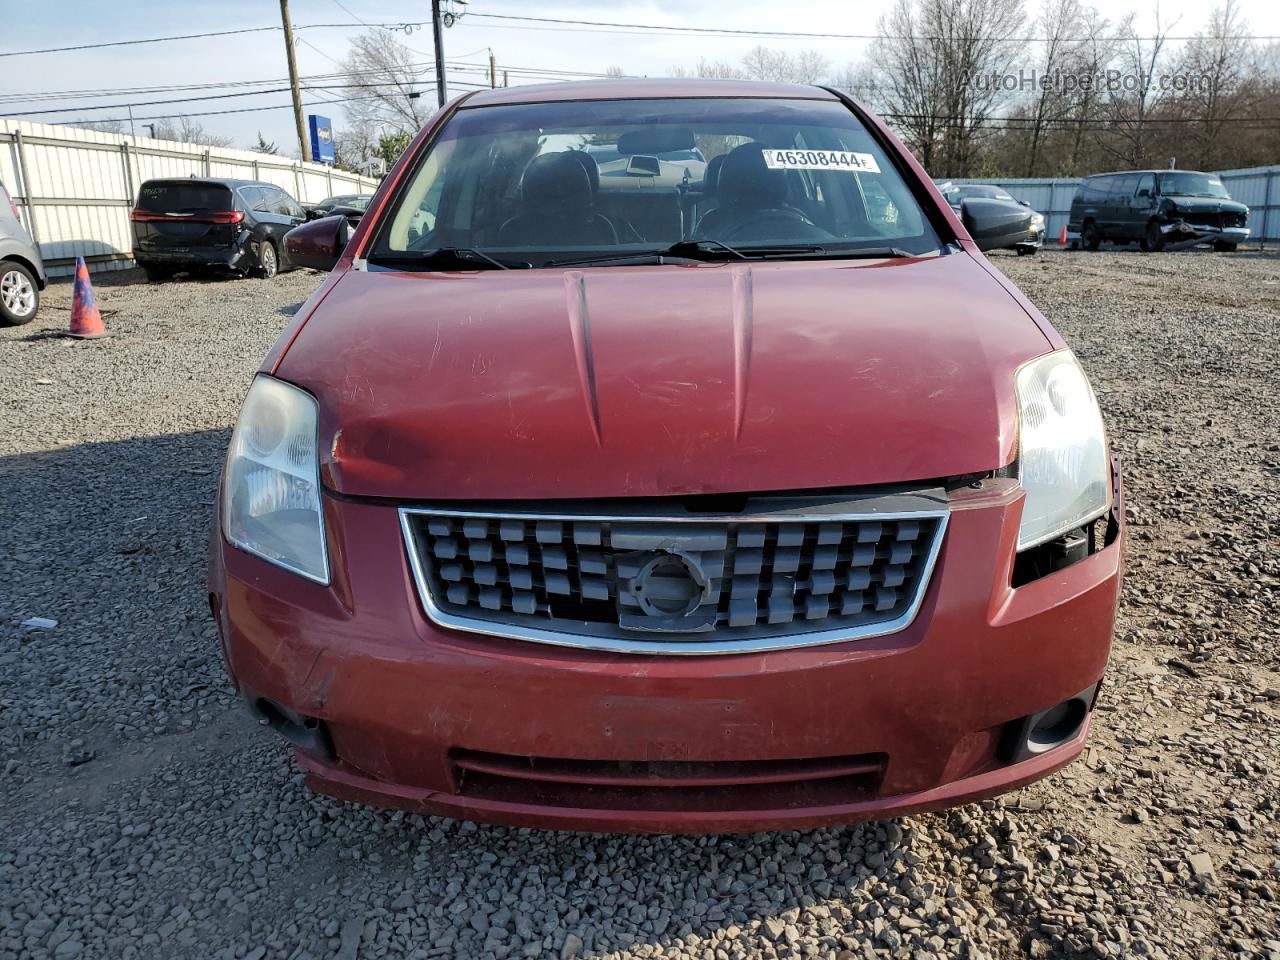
[255,241,278,279]
[1212,240,1238,252]
[1082,222,1101,251]
[1143,222,1165,253]
[1016,246,1038,256]
[0,261,39,326]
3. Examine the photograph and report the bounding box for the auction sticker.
[761,149,880,173]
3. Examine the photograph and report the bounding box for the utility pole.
[503,70,509,88]
[432,0,448,107]
[489,49,496,89]
[279,0,309,161]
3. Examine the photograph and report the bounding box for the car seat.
[498,153,618,247]
[693,143,823,242]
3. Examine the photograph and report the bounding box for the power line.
[0,62,606,114]
[459,12,1280,45]
[0,21,412,59]
[0,59,498,104]
[0,26,280,58]
[7,15,1277,60]
[1,79,492,120]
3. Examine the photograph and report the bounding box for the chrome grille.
[401,501,948,654]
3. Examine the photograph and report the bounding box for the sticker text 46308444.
[760,149,881,173]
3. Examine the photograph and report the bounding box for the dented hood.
[277,253,1050,500]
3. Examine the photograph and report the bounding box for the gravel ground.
[2,251,1278,960]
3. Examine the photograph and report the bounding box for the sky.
[3,0,1279,158]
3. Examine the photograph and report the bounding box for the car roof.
[1086,169,1209,178]
[459,77,839,108]
[139,177,277,189]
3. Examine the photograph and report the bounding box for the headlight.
[223,375,329,583]
[1030,212,1045,228]
[1014,351,1110,551]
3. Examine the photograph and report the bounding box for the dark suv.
[1068,169,1249,252]
[131,178,306,281]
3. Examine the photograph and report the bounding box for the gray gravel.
[2,252,1278,960]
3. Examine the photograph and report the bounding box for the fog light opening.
[244,689,334,761]
[1025,699,1088,754]
[999,683,1097,764]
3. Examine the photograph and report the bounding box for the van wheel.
[1212,240,1237,252]
[1143,222,1165,253]
[255,241,278,279]
[0,260,39,326]
[1081,222,1101,251]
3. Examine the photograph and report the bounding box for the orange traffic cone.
[1058,225,1068,246]
[67,256,106,339]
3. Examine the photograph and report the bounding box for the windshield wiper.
[370,248,531,271]
[544,241,919,269]
[544,239,746,267]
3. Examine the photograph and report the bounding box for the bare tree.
[1019,0,1089,175]
[740,46,831,83]
[342,28,433,135]
[604,65,626,79]
[1173,0,1258,168]
[1096,6,1181,166]
[70,119,126,135]
[873,0,1025,176]
[151,116,234,148]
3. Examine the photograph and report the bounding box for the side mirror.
[284,214,350,271]
[961,198,1033,252]
[1137,188,1151,198]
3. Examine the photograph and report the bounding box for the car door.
[240,185,277,258]
[1106,174,1138,238]
[269,188,307,267]
[1129,173,1156,240]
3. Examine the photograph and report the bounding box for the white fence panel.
[0,118,380,277]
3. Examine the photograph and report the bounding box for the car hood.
[1163,195,1248,214]
[277,253,1051,500]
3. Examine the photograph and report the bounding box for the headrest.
[717,142,787,208]
[563,151,600,194]
[520,153,592,211]
[703,153,725,196]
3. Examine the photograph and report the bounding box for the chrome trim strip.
[398,505,950,656]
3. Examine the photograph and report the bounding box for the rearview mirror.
[961,198,1033,253]
[284,214,350,271]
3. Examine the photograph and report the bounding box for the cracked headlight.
[1015,351,1110,551]
[223,375,329,583]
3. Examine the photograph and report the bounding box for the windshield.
[371,97,940,268]
[958,185,1015,202]
[1159,172,1230,199]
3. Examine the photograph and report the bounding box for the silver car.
[1,179,46,326]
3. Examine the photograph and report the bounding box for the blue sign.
[308,115,335,164]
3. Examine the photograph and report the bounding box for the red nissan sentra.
[209,79,1124,833]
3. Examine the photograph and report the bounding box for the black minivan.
[131,178,306,281]
[1068,169,1249,252]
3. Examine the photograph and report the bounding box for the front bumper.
[209,467,1125,833]
[1160,222,1250,243]
[1014,227,1045,250]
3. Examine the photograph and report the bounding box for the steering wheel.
[722,207,833,242]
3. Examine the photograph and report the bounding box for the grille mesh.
[404,509,945,648]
